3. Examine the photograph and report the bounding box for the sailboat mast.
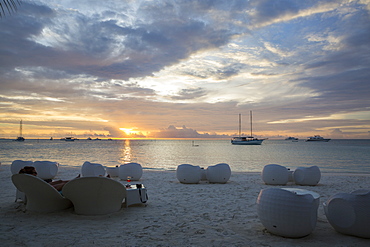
[20,119,23,137]
[238,113,241,137]
[250,111,252,137]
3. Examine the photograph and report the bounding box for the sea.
[1,139,370,174]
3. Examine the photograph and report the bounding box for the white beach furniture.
[33,161,59,180]
[293,165,321,186]
[10,160,34,174]
[119,162,143,181]
[324,189,370,238]
[206,163,231,184]
[81,161,106,177]
[261,164,290,185]
[176,164,202,184]
[62,177,126,215]
[257,187,320,238]
[11,174,72,213]
[125,184,148,207]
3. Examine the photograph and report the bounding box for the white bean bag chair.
[324,189,370,238]
[119,163,143,181]
[257,187,320,238]
[176,164,202,184]
[62,177,126,215]
[33,161,59,180]
[106,166,119,177]
[12,174,72,213]
[11,160,34,174]
[206,163,231,184]
[81,161,106,177]
[261,164,289,185]
[293,166,321,186]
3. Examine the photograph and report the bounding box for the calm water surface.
[1,139,370,173]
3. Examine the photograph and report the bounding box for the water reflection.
[120,139,132,163]
[1,139,369,173]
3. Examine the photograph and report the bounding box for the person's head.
[19,166,37,176]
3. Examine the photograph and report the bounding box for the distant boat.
[192,141,199,147]
[231,111,264,145]
[14,120,25,142]
[50,137,53,140]
[305,135,331,142]
[64,137,75,141]
[285,137,298,141]
[87,137,92,140]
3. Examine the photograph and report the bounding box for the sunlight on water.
[1,139,370,173]
[120,139,132,163]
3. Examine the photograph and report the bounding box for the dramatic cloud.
[0,0,369,139]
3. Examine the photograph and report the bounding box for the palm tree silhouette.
[0,0,21,18]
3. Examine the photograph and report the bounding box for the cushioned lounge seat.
[257,187,320,238]
[176,164,201,184]
[62,177,126,215]
[293,166,321,186]
[119,163,143,181]
[11,174,72,213]
[33,161,59,180]
[261,164,289,185]
[11,160,34,174]
[206,163,231,184]
[81,161,106,177]
[324,189,370,238]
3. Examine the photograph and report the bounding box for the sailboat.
[231,111,264,145]
[14,120,25,141]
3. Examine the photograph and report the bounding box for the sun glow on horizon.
[119,128,138,135]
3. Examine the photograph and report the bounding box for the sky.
[0,0,370,139]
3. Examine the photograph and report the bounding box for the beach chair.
[257,187,320,238]
[293,165,321,186]
[261,164,289,185]
[11,174,72,213]
[176,164,202,184]
[10,160,34,174]
[33,161,59,180]
[324,189,370,238]
[62,177,126,215]
[81,161,106,177]
[119,162,143,181]
[206,163,231,184]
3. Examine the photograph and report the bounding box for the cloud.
[150,125,229,138]
[1,0,370,139]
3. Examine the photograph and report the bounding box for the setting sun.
[119,128,137,135]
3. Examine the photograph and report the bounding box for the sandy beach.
[0,164,369,247]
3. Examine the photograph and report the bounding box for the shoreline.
[1,164,369,246]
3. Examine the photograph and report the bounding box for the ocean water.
[1,139,370,174]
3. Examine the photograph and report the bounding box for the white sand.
[0,164,369,247]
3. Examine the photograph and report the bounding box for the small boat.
[14,120,25,142]
[285,137,298,141]
[64,137,75,141]
[15,136,25,141]
[87,137,92,140]
[305,135,331,142]
[231,111,264,145]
